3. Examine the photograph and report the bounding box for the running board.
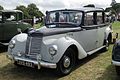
[87,46,105,55]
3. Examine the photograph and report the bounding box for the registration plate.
[17,60,34,68]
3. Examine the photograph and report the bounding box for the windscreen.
[46,10,82,28]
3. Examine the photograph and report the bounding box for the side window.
[97,12,103,24]
[18,13,23,21]
[84,12,94,26]
[3,13,16,21]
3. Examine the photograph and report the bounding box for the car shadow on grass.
[74,49,106,69]
[96,65,120,80]
[0,45,8,53]
[0,63,60,80]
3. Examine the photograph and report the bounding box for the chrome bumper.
[112,60,120,66]
[7,54,57,69]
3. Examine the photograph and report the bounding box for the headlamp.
[9,40,16,49]
[49,45,57,56]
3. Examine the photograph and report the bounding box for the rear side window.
[97,12,103,24]
[84,12,94,26]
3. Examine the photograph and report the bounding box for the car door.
[74,12,97,52]
[96,12,106,48]
[2,21,17,41]
[2,12,18,41]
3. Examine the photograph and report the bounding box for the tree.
[15,5,30,18]
[105,7,112,12]
[112,3,120,15]
[27,3,43,18]
[105,3,120,16]
[0,5,4,10]
[15,4,44,19]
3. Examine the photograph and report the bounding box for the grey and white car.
[7,7,112,75]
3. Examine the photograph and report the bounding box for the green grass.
[112,21,120,36]
[0,22,120,80]
[34,23,43,29]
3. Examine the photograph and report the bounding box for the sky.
[0,0,120,14]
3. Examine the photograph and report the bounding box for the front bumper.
[112,60,120,66]
[7,54,57,69]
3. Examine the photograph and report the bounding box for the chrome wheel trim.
[63,56,71,68]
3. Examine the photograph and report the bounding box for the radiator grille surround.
[25,36,42,58]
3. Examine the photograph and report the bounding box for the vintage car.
[7,7,112,75]
[0,10,32,45]
[112,40,120,75]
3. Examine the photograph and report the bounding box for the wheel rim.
[63,56,71,68]
[57,48,75,75]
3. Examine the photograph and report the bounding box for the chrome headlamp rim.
[49,45,58,56]
[9,40,16,49]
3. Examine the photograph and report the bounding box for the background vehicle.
[112,40,120,75]
[0,10,32,45]
[7,7,112,76]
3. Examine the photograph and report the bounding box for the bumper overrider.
[6,54,57,69]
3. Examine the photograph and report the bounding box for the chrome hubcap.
[63,56,71,68]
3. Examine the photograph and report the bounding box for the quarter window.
[84,12,94,26]
[97,12,103,24]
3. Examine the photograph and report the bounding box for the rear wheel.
[56,48,75,76]
[108,33,112,44]
[103,40,109,51]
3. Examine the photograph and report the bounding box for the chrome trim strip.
[87,46,105,55]
[112,60,120,66]
[0,42,9,45]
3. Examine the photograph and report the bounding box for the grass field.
[34,23,43,29]
[0,22,120,80]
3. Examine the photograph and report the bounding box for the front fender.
[42,36,87,63]
[8,33,28,55]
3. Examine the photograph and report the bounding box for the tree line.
[0,3,120,18]
[105,3,120,16]
[0,3,44,19]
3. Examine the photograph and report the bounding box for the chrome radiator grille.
[26,36,42,56]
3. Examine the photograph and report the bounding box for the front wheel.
[56,48,75,76]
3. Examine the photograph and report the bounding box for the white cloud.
[0,0,120,14]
